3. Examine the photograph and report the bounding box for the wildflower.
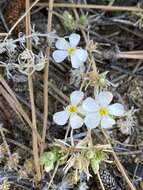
[82,91,125,129]
[6,153,20,170]
[117,107,138,135]
[18,49,46,75]
[53,33,88,68]
[35,52,47,71]
[18,49,35,75]
[86,71,117,89]
[23,159,35,175]
[53,91,84,129]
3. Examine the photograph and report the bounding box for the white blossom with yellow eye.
[53,91,85,129]
[82,91,125,129]
[53,33,88,68]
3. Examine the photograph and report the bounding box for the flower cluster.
[117,107,138,135]
[52,33,125,130]
[53,90,125,129]
[42,32,130,185]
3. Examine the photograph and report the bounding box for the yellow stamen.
[99,106,108,116]
[68,105,77,113]
[68,47,76,55]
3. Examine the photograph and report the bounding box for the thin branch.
[97,171,106,190]
[25,0,41,180]
[37,2,143,12]
[47,161,59,190]
[5,0,40,40]
[0,33,8,36]
[41,0,54,155]
[117,52,143,59]
[0,75,42,142]
[101,128,136,190]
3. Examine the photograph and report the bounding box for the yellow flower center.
[99,106,108,116]
[68,105,77,113]
[68,47,76,55]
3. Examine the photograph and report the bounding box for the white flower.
[82,91,125,129]
[53,33,88,68]
[53,91,84,129]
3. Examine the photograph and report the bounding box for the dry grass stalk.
[97,171,106,190]
[117,51,143,59]
[0,84,25,123]
[25,0,41,180]
[41,0,54,155]
[49,82,70,103]
[6,138,32,154]
[101,128,136,190]
[0,33,8,36]
[0,75,42,141]
[37,2,143,13]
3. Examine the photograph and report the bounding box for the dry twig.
[41,0,54,155]
[25,0,41,180]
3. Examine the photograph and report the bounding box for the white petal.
[98,91,113,107]
[70,114,83,129]
[101,116,115,128]
[53,110,70,125]
[53,50,68,63]
[70,90,84,105]
[71,54,81,68]
[77,106,86,115]
[55,38,70,50]
[84,113,101,129]
[82,97,99,112]
[69,33,80,47]
[76,49,88,62]
[108,103,125,116]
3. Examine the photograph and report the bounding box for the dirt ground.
[0,0,143,189]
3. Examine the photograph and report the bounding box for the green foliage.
[79,15,88,27]
[40,147,61,172]
[63,11,76,31]
[86,149,106,174]
[63,11,88,31]
[91,159,100,174]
